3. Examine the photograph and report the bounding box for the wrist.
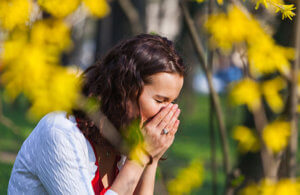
[128,146,152,167]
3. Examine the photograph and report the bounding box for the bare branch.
[179,0,231,182]
[287,1,300,178]
[117,0,143,34]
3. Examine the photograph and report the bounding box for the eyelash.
[155,100,163,103]
[155,100,176,104]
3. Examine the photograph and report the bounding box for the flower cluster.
[230,77,286,113]
[262,120,290,153]
[230,78,261,111]
[0,0,110,31]
[233,126,260,153]
[240,178,300,195]
[196,0,296,20]
[0,0,110,119]
[253,0,296,20]
[37,0,110,18]
[205,6,295,77]
[0,0,33,30]
[167,159,204,195]
[1,32,81,119]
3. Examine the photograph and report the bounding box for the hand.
[141,103,181,162]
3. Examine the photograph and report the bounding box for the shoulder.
[38,111,77,132]
[33,112,83,142]
[20,111,89,164]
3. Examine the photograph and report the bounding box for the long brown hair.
[73,34,186,146]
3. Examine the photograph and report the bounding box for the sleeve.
[105,189,119,195]
[36,126,94,195]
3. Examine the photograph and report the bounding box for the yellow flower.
[28,66,81,119]
[261,77,286,113]
[260,179,276,195]
[230,78,261,111]
[128,142,148,165]
[255,0,268,9]
[1,44,59,101]
[37,0,81,18]
[82,0,110,18]
[31,19,72,52]
[205,7,252,51]
[276,4,296,20]
[274,179,300,195]
[0,0,33,30]
[167,159,203,195]
[1,32,28,66]
[263,120,290,153]
[240,178,300,195]
[205,6,294,76]
[248,35,294,76]
[217,0,223,5]
[233,126,260,153]
[239,183,259,195]
[253,0,295,20]
[195,0,205,3]
[205,13,233,51]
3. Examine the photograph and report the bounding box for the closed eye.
[155,99,163,103]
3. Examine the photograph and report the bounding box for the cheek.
[139,100,162,123]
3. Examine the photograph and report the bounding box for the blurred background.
[0,0,299,194]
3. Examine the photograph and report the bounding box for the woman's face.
[137,72,184,125]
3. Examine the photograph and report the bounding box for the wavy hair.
[73,34,186,146]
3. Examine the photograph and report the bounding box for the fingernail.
[173,104,178,109]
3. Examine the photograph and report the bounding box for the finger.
[165,108,180,131]
[148,103,173,126]
[157,104,178,130]
[169,119,180,136]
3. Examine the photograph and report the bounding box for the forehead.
[144,72,184,98]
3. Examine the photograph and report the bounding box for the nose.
[159,102,173,112]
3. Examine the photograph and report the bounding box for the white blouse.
[8,112,125,195]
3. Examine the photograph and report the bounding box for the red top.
[75,118,120,195]
[88,139,121,195]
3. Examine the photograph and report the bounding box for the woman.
[8,34,186,195]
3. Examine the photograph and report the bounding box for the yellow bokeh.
[82,0,110,18]
[28,66,81,120]
[240,178,300,195]
[233,126,260,153]
[239,183,259,195]
[0,0,32,30]
[262,120,290,153]
[37,0,81,18]
[31,19,72,52]
[248,35,294,76]
[261,77,286,113]
[205,6,295,76]
[167,159,203,195]
[230,78,261,111]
